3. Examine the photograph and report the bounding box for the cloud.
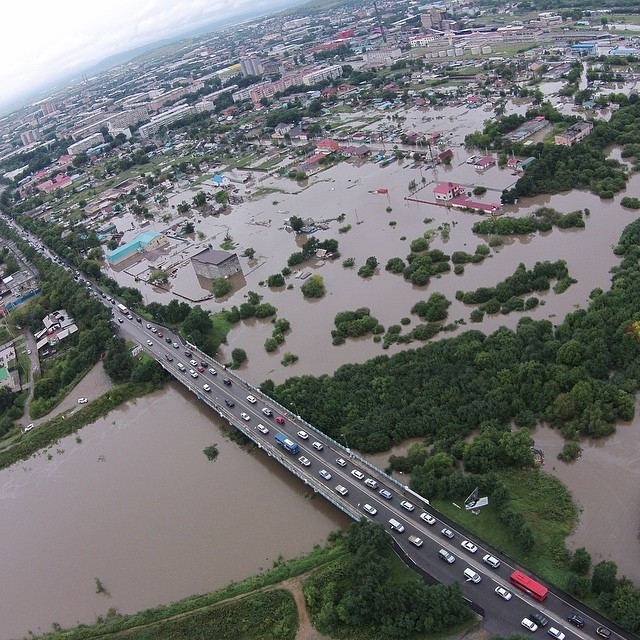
[0,0,277,108]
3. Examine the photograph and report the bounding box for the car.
[364,478,378,489]
[77,397,88,404]
[351,469,365,480]
[530,612,548,628]
[297,430,309,439]
[190,370,198,378]
[184,351,192,357]
[151,327,157,333]
[165,337,172,343]
[482,554,501,569]
[409,535,424,547]
[335,485,348,496]
[247,395,257,404]
[312,441,323,451]
[494,586,512,601]
[379,489,393,500]
[209,368,217,376]
[298,456,311,467]
[317,469,332,481]
[201,382,211,392]
[420,512,436,525]
[240,412,251,421]
[336,458,347,467]
[127,314,133,320]
[363,503,377,515]
[400,500,415,512]
[275,416,285,424]
[461,540,478,554]
[521,619,539,633]
[438,549,455,564]
[257,424,269,435]
[165,353,173,362]
[262,407,273,417]
[197,366,204,373]
[27,349,32,355]
[136,316,142,322]
[567,614,585,629]
[441,528,454,539]
[223,378,232,386]
[190,360,198,367]
[146,340,153,346]
[157,332,163,338]
[224,399,235,408]
[118,317,124,323]
[596,627,612,639]
[547,628,565,640]
[173,342,179,349]
[146,323,151,329]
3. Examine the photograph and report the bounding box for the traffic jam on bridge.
[23,251,626,640]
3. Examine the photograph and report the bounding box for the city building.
[138,104,196,138]
[68,133,105,156]
[20,130,39,147]
[433,182,464,201]
[34,309,78,355]
[554,121,594,147]
[191,248,242,279]
[240,55,263,77]
[106,231,168,265]
[302,65,343,86]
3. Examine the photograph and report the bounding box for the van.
[388,518,405,533]
[482,554,500,569]
[464,568,482,584]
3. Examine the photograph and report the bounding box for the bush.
[301,275,325,298]
[621,196,640,209]
[264,338,279,352]
[558,442,582,462]
[231,348,247,368]
[267,273,285,287]
[410,237,429,253]
[212,278,232,298]
[342,257,355,268]
[281,353,298,366]
[385,257,406,274]
[254,303,277,318]
[357,264,374,278]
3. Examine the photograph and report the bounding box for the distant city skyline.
[1,0,302,113]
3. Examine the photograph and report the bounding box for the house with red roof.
[433,182,464,201]
[474,155,496,170]
[316,139,340,154]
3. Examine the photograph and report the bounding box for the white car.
[202,384,211,392]
[190,360,198,367]
[240,412,251,421]
[363,503,377,516]
[173,342,179,349]
[147,340,153,346]
[494,586,512,601]
[441,528,454,539]
[257,424,269,434]
[351,469,365,480]
[262,407,273,416]
[189,370,198,378]
[150,327,157,333]
[312,441,323,451]
[420,512,436,525]
[297,430,309,439]
[298,456,311,467]
[77,397,88,404]
[521,619,538,633]
[461,540,478,554]
[336,458,347,467]
[246,395,257,404]
[319,469,332,480]
[400,500,415,512]
[208,368,217,375]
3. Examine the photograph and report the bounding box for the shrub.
[558,442,582,462]
[281,353,298,366]
[358,264,374,278]
[385,257,405,274]
[264,338,278,352]
[231,348,247,368]
[301,275,325,298]
[410,237,429,253]
[342,257,355,268]
[267,273,285,287]
[212,278,232,298]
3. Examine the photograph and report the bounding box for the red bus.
[510,570,548,601]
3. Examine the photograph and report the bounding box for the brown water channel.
[0,384,349,640]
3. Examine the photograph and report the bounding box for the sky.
[1,0,289,111]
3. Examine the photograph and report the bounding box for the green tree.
[570,547,592,575]
[592,560,618,594]
[301,275,325,298]
[231,348,247,367]
[289,215,304,232]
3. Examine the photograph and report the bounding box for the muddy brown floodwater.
[0,383,349,640]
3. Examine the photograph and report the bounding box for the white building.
[302,65,343,85]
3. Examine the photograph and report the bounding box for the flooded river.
[0,384,349,640]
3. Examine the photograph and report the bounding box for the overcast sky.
[1,0,289,111]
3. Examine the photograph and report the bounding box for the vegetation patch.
[331,308,384,345]
[472,207,586,235]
